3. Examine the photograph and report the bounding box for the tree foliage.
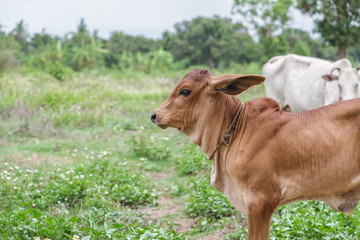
[0,13,358,74]
[297,0,360,59]
[105,32,155,67]
[11,20,29,53]
[232,0,293,38]
[163,16,260,68]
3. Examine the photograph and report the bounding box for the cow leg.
[245,194,279,240]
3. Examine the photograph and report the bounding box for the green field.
[1,69,360,240]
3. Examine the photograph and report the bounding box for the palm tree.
[11,20,29,53]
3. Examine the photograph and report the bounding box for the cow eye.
[179,89,191,97]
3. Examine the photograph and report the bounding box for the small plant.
[126,133,172,162]
[185,178,236,219]
[175,144,211,176]
[48,62,71,81]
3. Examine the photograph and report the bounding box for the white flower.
[4,162,8,166]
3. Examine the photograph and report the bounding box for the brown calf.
[151,69,360,239]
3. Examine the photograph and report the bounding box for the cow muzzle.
[150,112,168,129]
[151,113,156,124]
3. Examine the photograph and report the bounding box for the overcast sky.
[0,0,315,39]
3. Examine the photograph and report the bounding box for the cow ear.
[322,74,337,81]
[209,74,265,95]
[322,74,340,81]
[322,68,340,81]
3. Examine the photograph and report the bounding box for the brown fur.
[152,69,360,239]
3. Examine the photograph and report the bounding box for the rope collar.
[208,102,244,160]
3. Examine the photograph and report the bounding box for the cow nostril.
[151,113,156,123]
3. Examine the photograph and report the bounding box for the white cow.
[263,54,360,112]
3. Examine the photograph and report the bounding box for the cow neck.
[187,95,243,161]
[208,100,244,160]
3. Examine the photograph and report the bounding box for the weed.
[175,144,211,176]
[185,178,237,220]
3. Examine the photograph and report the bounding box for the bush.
[0,50,20,70]
[48,62,71,81]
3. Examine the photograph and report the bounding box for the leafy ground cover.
[1,68,360,239]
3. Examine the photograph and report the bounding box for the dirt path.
[139,192,199,233]
[140,171,239,239]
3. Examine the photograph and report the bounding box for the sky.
[0,0,315,40]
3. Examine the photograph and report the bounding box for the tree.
[163,16,260,68]
[65,18,92,48]
[10,20,29,53]
[30,29,55,50]
[105,32,155,67]
[232,0,293,39]
[297,0,360,59]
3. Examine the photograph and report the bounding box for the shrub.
[0,50,20,70]
[48,61,71,81]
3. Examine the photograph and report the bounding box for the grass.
[1,67,360,239]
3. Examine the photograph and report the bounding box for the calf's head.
[322,66,360,102]
[151,69,264,137]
